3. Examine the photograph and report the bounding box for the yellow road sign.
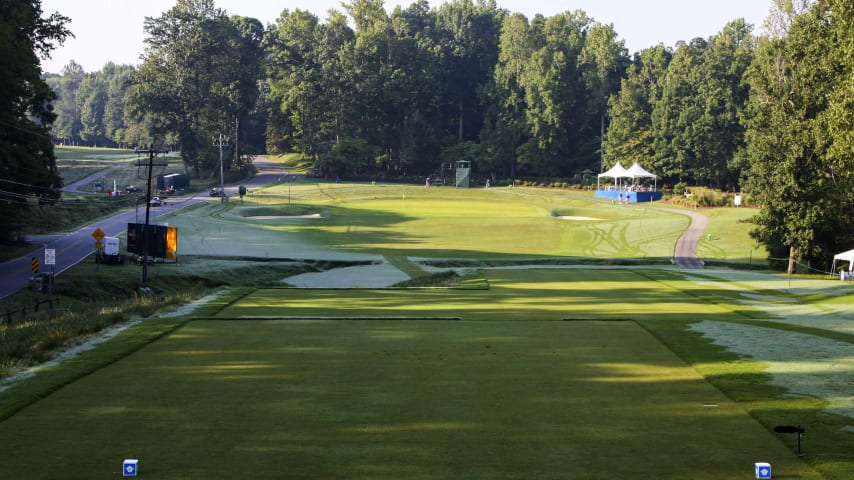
[92,228,106,241]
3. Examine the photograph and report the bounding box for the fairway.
[2,179,849,479]
[0,319,820,480]
[0,266,840,479]
[169,185,690,261]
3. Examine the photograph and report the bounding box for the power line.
[0,177,60,192]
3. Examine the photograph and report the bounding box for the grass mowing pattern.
[0,268,834,478]
[179,186,690,261]
[0,320,822,480]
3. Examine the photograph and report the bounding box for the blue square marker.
[755,462,771,479]
[123,459,139,477]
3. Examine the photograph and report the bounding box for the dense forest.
[3,0,853,268]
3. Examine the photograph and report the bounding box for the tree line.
[4,0,852,268]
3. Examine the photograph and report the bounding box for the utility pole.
[135,145,168,285]
[233,116,239,170]
[213,133,230,202]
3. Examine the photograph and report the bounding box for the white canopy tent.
[597,162,657,190]
[625,162,658,191]
[832,248,854,273]
[597,162,627,190]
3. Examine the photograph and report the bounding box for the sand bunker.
[285,262,409,288]
[556,215,602,221]
[247,213,321,219]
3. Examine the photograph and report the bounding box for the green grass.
[0,318,823,480]
[1,179,850,479]
[54,146,140,160]
[216,269,745,322]
[265,152,312,173]
[186,184,690,261]
[696,207,766,264]
[0,255,357,375]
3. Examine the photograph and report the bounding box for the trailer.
[95,236,125,264]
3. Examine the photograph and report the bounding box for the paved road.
[0,157,284,300]
[659,207,709,269]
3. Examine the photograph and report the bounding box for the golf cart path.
[658,207,709,269]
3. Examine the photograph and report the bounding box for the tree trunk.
[787,246,796,274]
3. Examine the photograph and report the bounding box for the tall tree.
[742,1,853,269]
[519,10,591,176]
[435,0,501,144]
[49,60,85,144]
[481,13,534,179]
[603,45,671,170]
[127,0,262,173]
[579,22,628,173]
[266,8,354,164]
[102,63,136,147]
[650,38,707,184]
[763,0,814,38]
[78,72,107,146]
[694,19,755,189]
[0,0,70,243]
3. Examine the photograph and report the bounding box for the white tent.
[597,162,659,191]
[597,162,627,190]
[833,248,854,273]
[625,162,657,190]
[626,162,655,178]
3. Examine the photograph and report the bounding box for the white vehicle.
[96,236,125,264]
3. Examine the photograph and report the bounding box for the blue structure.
[596,162,661,203]
[595,189,662,203]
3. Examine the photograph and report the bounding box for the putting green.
[0,320,820,479]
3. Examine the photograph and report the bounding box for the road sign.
[45,248,56,265]
[31,256,38,273]
[92,228,106,241]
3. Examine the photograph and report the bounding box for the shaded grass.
[1,268,849,478]
[0,315,188,422]
[0,256,338,377]
[0,320,823,480]
[215,269,749,322]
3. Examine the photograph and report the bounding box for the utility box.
[755,462,771,479]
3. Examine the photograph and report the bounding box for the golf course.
[0,176,852,479]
